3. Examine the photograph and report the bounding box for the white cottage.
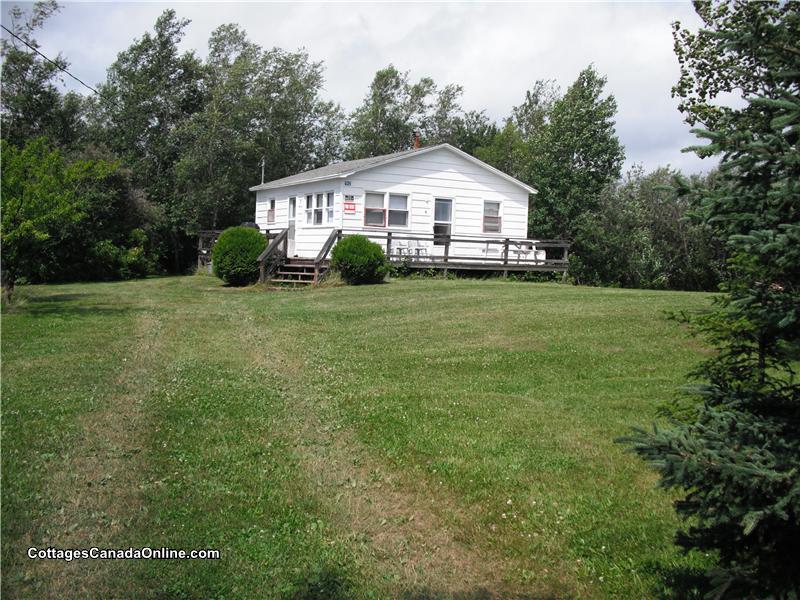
[249,143,566,283]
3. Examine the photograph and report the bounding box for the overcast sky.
[2,1,716,174]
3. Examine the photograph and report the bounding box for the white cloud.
[3,0,714,174]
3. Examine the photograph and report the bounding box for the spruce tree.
[620,1,800,596]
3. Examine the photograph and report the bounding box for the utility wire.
[1,23,113,105]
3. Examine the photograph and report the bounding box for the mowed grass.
[2,276,714,598]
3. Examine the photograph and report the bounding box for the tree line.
[2,1,723,295]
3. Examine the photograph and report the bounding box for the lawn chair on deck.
[407,240,428,258]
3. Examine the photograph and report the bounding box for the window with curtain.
[483,201,501,233]
[364,192,386,226]
[305,194,313,224]
[388,194,408,226]
[314,193,324,225]
[326,192,334,223]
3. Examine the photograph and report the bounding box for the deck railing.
[314,228,342,283]
[339,229,569,275]
[257,229,289,283]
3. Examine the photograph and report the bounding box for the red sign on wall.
[343,195,356,214]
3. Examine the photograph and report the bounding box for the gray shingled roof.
[249,146,431,191]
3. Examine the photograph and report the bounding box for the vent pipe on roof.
[412,130,421,150]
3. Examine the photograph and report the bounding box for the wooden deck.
[342,230,569,276]
[256,228,569,285]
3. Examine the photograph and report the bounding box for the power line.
[1,23,108,102]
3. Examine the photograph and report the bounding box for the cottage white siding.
[253,145,533,259]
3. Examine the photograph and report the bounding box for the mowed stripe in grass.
[1,284,148,595]
[3,276,714,598]
[2,280,374,599]
[252,280,715,596]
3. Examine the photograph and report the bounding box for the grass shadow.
[643,561,711,599]
[290,566,353,600]
[403,587,559,600]
[15,293,143,319]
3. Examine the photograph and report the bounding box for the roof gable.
[249,143,536,194]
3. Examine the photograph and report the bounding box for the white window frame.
[363,191,410,228]
[304,190,335,226]
[288,196,296,221]
[326,191,334,224]
[267,197,276,224]
[482,200,502,234]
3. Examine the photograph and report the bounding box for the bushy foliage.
[345,64,494,159]
[212,226,266,286]
[620,2,800,595]
[1,137,156,298]
[569,166,725,290]
[330,235,388,285]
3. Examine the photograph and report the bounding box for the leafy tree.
[571,166,724,290]
[447,109,497,157]
[424,83,495,154]
[527,65,625,241]
[474,121,526,180]
[346,65,435,158]
[93,9,206,272]
[167,23,345,233]
[510,79,559,142]
[620,1,800,595]
[1,138,155,301]
[0,1,87,149]
[346,65,491,158]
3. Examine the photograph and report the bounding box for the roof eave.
[249,143,538,195]
[249,173,347,192]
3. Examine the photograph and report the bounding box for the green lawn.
[2,276,714,598]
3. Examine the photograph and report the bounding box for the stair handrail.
[258,228,289,283]
[313,228,341,284]
[314,228,340,269]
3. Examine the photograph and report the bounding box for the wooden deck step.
[270,278,313,285]
[268,258,329,286]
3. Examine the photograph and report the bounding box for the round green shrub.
[212,226,267,286]
[330,235,388,285]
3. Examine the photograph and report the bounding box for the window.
[483,201,501,233]
[364,192,409,227]
[434,198,452,245]
[304,192,334,225]
[364,192,386,227]
[388,194,408,227]
[314,193,324,225]
[267,198,276,224]
[289,197,296,220]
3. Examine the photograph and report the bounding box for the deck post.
[259,259,266,284]
[386,231,392,258]
[443,235,450,276]
[502,238,510,278]
[561,244,570,283]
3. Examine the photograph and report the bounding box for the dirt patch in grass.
[23,308,161,597]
